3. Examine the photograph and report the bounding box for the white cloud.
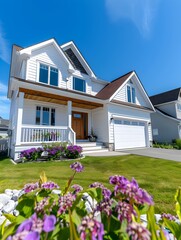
[0,23,10,63]
[105,0,160,37]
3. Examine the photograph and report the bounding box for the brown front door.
[72,111,88,139]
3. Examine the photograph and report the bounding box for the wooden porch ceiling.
[19,88,103,109]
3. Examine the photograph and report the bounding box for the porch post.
[16,92,24,145]
[67,101,72,127]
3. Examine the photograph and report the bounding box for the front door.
[72,111,88,139]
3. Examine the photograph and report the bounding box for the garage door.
[114,119,146,150]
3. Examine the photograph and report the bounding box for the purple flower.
[58,193,76,215]
[89,182,111,199]
[41,181,59,190]
[127,222,151,240]
[70,161,84,172]
[25,231,40,240]
[96,198,113,216]
[79,215,104,240]
[34,197,49,213]
[110,175,153,205]
[43,215,56,232]
[115,201,137,223]
[17,219,33,233]
[24,182,39,193]
[71,184,83,194]
[161,213,177,221]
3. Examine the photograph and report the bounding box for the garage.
[114,119,147,150]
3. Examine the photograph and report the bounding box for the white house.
[150,88,181,143]
[7,38,154,160]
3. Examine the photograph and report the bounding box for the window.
[177,103,181,111]
[36,106,55,126]
[73,77,86,92]
[127,85,136,103]
[39,63,58,86]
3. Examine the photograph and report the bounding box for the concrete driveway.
[122,148,181,162]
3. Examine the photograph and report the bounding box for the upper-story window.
[39,63,58,87]
[36,106,55,126]
[177,103,181,111]
[127,85,136,103]
[73,77,86,92]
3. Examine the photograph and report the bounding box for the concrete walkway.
[122,148,181,162]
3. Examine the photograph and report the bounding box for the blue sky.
[0,0,181,119]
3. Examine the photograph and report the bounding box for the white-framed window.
[127,85,136,103]
[39,63,59,87]
[36,106,55,126]
[177,103,181,111]
[73,77,86,92]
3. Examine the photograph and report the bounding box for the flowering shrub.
[65,145,83,159]
[20,143,82,161]
[1,161,180,239]
[20,148,43,161]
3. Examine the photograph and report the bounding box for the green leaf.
[16,194,36,218]
[147,206,160,240]
[163,218,181,240]
[0,219,7,239]
[86,188,103,202]
[39,171,47,185]
[3,213,16,223]
[175,187,181,222]
[2,223,17,240]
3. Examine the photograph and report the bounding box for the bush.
[65,145,83,159]
[20,147,43,161]
[1,162,180,239]
[175,139,181,149]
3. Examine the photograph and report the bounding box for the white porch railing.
[21,125,75,144]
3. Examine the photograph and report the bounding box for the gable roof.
[150,88,181,105]
[63,48,88,74]
[155,107,181,122]
[96,71,133,100]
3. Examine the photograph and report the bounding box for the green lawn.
[0,155,181,214]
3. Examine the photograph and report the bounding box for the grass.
[0,155,181,214]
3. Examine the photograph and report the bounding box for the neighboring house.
[7,38,154,160]
[150,88,181,143]
[0,117,9,138]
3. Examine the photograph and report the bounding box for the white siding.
[108,103,151,144]
[113,79,150,108]
[22,99,68,126]
[91,81,107,96]
[157,103,177,118]
[26,44,68,89]
[92,106,109,143]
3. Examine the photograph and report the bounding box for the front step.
[76,141,109,154]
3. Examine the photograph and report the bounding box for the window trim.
[35,105,56,126]
[127,84,136,104]
[177,103,181,111]
[37,62,59,87]
[73,77,86,93]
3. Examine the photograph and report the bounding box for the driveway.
[122,148,181,162]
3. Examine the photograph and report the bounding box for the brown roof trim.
[111,100,154,112]
[96,71,133,100]
[13,77,103,101]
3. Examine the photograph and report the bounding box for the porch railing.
[21,125,75,145]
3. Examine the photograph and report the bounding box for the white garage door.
[114,119,146,150]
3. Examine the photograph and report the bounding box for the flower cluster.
[70,161,84,172]
[65,145,83,159]
[109,175,153,205]
[7,213,56,240]
[78,215,104,240]
[46,146,64,160]
[161,213,177,221]
[20,148,43,161]
[4,161,178,240]
[41,181,59,190]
